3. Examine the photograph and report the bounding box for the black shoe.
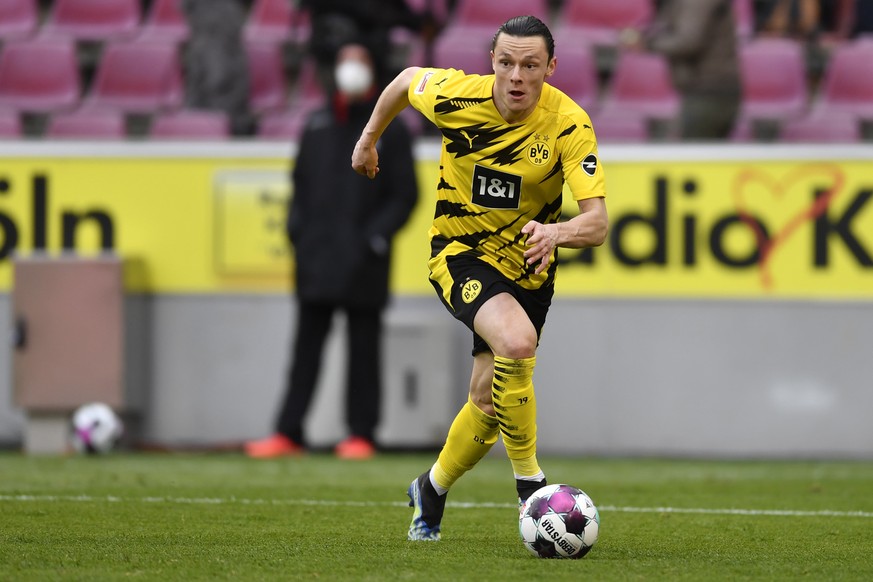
[516,478,547,517]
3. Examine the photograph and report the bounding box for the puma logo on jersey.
[460,129,475,150]
[580,154,598,176]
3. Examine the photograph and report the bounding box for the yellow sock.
[432,397,499,491]
[492,355,542,479]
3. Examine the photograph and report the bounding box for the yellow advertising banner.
[0,144,871,299]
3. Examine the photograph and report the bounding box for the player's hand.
[522,221,558,275]
[351,138,380,179]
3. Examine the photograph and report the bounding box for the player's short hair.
[491,15,555,61]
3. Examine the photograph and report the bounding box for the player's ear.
[545,56,556,78]
[490,50,496,73]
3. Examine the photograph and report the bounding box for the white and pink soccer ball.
[519,483,600,559]
[70,403,123,454]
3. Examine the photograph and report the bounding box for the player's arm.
[522,197,608,275]
[351,66,421,179]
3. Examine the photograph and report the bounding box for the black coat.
[288,97,418,308]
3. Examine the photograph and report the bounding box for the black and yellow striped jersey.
[408,67,607,290]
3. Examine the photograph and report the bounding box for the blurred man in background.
[246,42,418,460]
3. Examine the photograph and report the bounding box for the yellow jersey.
[408,67,607,290]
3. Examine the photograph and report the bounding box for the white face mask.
[334,60,373,97]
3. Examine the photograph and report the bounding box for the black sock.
[516,477,547,502]
[418,471,447,528]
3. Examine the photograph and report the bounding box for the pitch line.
[1,494,872,518]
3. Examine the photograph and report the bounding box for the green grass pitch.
[2,453,873,581]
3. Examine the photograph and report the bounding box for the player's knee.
[495,329,537,360]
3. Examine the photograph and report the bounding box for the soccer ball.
[70,403,123,454]
[519,484,600,559]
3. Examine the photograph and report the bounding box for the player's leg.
[473,293,547,502]
[408,351,500,540]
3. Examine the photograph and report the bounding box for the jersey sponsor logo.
[415,71,434,94]
[581,153,598,176]
[461,279,482,303]
[471,164,522,209]
[527,140,551,166]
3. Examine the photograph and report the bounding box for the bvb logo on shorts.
[461,279,482,303]
[527,141,550,166]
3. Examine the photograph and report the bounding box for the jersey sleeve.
[560,108,607,202]
[407,67,464,126]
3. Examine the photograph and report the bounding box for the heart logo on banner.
[731,164,847,290]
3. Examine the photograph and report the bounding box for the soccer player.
[351,15,608,541]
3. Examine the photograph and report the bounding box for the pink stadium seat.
[42,0,141,42]
[258,104,318,141]
[432,34,492,75]
[0,110,22,137]
[599,51,680,120]
[46,109,126,139]
[733,0,754,39]
[547,41,599,112]
[739,38,808,121]
[591,113,648,143]
[87,41,183,113]
[441,0,550,45]
[556,0,654,47]
[139,0,189,43]
[779,114,860,143]
[246,41,287,113]
[150,110,230,139]
[290,57,325,109]
[812,40,873,119]
[244,0,309,45]
[0,39,80,112]
[0,0,38,40]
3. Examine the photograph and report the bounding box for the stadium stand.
[779,113,861,143]
[85,41,183,113]
[547,40,600,112]
[244,0,310,45]
[40,0,141,42]
[138,0,189,43]
[590,112,648,143]
[431,33,492,74]
[246,41,288,113]
[811,39,873,120]
[0,0,38,40]
[738,37,808,122]
[0,109,22,137]
[598,50,680,122]
[0,39,80,112]
[554,0,654,48]
[150,109,230,139]
[45,108,126,138]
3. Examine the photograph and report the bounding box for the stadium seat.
[244,0,310,45]
[246,41,287,113]
[432,34,492,75]
[555,0,654,47]
[41,0,141,42]
[86,41,183,113]
[440,0,550,45]
[139,0,189,43]
[150,110,230,139]
[290,57,326,110]
[547,42,599,112]
[599,51,680,120]
[257,105,318,141]
[779,114,860,143]
[0,0,38,40]
[739,38,808,122]
[46,109,126,139]
[812,40,873,119]
[733,0,754,39]
[0,110,22,137]
[0,39,80,112]
[451,0,549,28]
[591,112,648,142]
